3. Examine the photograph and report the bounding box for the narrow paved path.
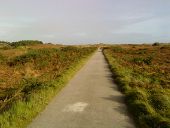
[28,50,135,128]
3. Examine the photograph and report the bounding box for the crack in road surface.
[28,50,135,128]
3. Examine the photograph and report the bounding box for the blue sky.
[0,0,170,44]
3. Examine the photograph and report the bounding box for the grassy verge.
[103,45,170,128]
[0,47,96,128]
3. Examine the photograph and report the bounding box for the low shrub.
[132,57,144,64]
[0,45,12,50]
[21,78,45,95]
[0,54,6,63]
[8,49,53,66]
[132,56,153,65]
[152,42,160,46]
[110,46,124,53]
[143,56,153,65]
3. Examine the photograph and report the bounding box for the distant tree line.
[11,40,43,47]
[0,41,10,45]
[0,40,43,47]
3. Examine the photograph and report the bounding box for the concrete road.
[28,50,135,128]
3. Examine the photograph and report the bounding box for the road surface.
[28,50,135,128]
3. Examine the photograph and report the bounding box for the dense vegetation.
[0,45,96,128]
[0,40,44,50]
[11,40,43,47]
[103,44,170,128]
[0,41,10,45]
